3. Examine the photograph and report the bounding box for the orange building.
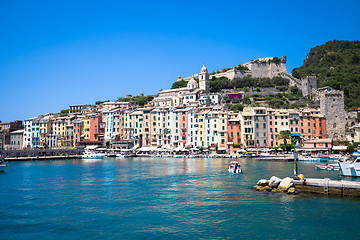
[227,118,241,153]
[299,109,326,140]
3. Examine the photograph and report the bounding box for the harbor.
[1,157,359,239]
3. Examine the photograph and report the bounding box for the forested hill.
[291,40,360,109]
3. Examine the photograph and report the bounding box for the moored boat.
[82,150,105,159]
[0,162,7,172]
[242,152,259,158]
[315,163,340,171]
[339,158,360,177]
[0,155,7,172]
[299,156,328,162]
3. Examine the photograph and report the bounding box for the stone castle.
[177,56,300,86]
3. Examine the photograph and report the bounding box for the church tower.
[199,65,209,93]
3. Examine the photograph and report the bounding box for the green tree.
[171,80,187,89]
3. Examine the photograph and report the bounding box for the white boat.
[353,152,360,157]
[299,156,328,162]
[339,158,360,177]
[0,161,7,172]
[228,161,242,173]
[116,154,125,158]
[315,163,340,171]
[82,150,105,159]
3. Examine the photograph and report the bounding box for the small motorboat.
[82,150,105,159]
[0,156,7,172]
[339,157,360,177]
[315,163,340,171]
[116,153,125,158]
[228,161,242,173]
[242,152,259,158]
[299,156,327,162]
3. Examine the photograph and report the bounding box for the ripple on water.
[0,158,359,239]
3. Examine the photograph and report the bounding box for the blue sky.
[1,0,359,122]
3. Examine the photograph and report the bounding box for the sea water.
[0,158,359,239]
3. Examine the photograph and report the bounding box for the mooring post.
[324,178,330,195]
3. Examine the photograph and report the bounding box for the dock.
[5,155,82,161]
[253,155,294,161]
[293,178,360,197]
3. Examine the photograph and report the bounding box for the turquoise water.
[1,158,359,239]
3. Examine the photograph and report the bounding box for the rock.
[287,187,296,194]
[257,179,269,186]
[277,177,294,191]
[271,188,281,192]
[269,176,282,188]
[254,185,262,191]
[263,186,273,191]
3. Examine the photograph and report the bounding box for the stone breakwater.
[254,176,297,194]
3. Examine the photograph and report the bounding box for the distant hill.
[291,40,360,109]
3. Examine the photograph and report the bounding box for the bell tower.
[199,65,209,93]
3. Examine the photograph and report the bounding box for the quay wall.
[3,149,83,159]
[294,178,360,197]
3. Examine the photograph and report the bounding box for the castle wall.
[210,69,246,80]
[248,62,288,79]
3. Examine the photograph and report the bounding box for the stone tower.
[199,64,209,92]
[199,65,209,93]
[301,76,317,98]
[318,87,346,141]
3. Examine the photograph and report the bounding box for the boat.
[0,154,7,172]
[353,151,360,157]
[339,158,360,177]
[228,161,242,173]
[82,150,106,159]
[0,161,7,172]
[328,154,344,160]
[315,163,340,171]
[242,152,259,158]
[299,156,328,162]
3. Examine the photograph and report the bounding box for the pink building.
[73,120,82,146]
[179,109,189,147]
[267,109,276,147]
[302,139,332,150]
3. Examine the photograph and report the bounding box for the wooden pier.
[293,178,360,197]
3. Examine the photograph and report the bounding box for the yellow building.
[81,115,91,140]
[274,109,290,146]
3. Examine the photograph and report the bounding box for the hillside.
[291,40,360,109]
